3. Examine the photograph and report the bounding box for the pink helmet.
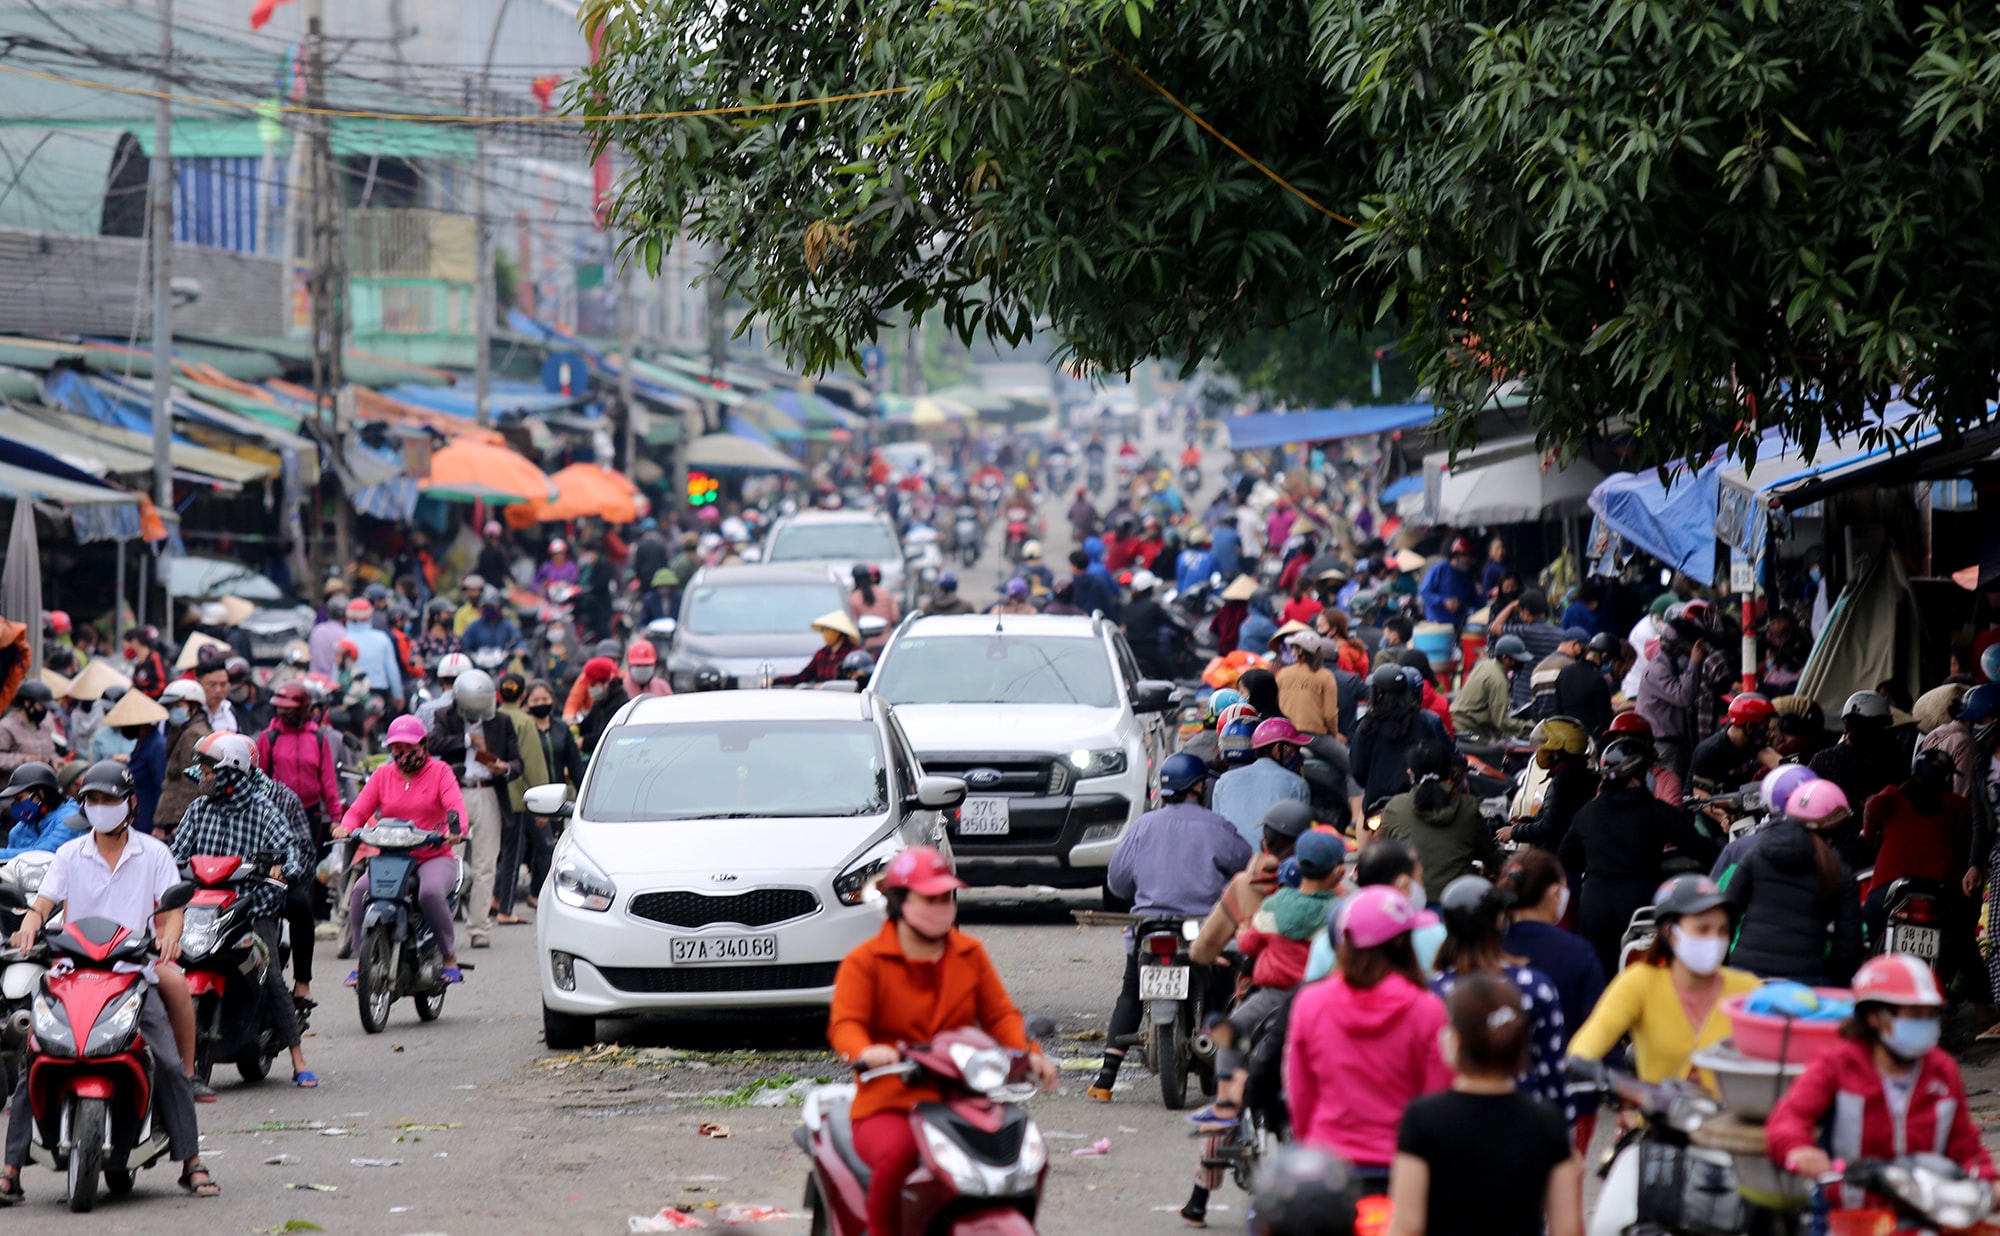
[1758,765,1817,817]
[1784,779,1851,830]
[1337,885,1427,950]
[384,715,428,747]
[1251,718,1306,750]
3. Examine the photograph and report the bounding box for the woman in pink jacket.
[1284,884,1451,1189]
[335,715,467,985]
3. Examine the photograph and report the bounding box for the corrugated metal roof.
[0,401,272,484]
[183,333,454,389]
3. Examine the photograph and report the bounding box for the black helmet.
[692,668,725,692]
[1652,874,1731,922]
[840,650,875,675]
[100,684,128,705]
[12,681,52,706]
[1597,735,1653,781]
[224,655,252,686]
[1367,664,1409,697]
[1911,747,1957,784]
[1260,800,1315,840]
[1250,1144,1363,1236]
[1438,873,1513,940]
[76,759,134,799]
[1587,632,1620,657]
[0,762,58,801]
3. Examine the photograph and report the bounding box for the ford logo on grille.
[964,768,1003,789]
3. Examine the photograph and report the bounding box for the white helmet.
[159,680,206,705]
[436,652,472,682]
[192,730,257,774]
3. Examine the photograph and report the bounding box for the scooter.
[0,856,52,1098]
[351,818,464,1034]
[796,1027,1047,1236]
[1872,875,1948,973]
[1127,917,1215,1110]
[953,508,983,569]
[0,882,196,1212]
[178,852,289,1088]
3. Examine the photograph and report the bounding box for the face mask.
[1883,1015,1941,1061]
[1412,921,1447,975]
[631,667,655,684]
[277,710,303,729]
[482,607,500,621]
[21,706,43,727]
[547,626,566,643]
[9,800,39,826]
[588,685,607,701]
[899,897,957,942]
[395,749,426,775]
[1809,566,1823,583]
[168,705,191,726]
[527,703,552,720]
[1406,879,1428,911]
[1671,926,1728,976]
[84,803,128,834]
[230,685,252,704]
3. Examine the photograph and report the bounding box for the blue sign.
[861,345,886,379]
[541,351,593,397]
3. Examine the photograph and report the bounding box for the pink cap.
[384,715,427,747]
[1337,885,1425,950]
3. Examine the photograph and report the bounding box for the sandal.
[293,1071,319,1089]
[441,967,464,984]
[0,1168,22,1205]
[343,970,358,988]
[178,1162,219,1197]
[495,913,528,926]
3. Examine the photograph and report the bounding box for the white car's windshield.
[683,583,845,635]
[583,721,887,821]
[873,635,1119,707]
[766,523,900,563]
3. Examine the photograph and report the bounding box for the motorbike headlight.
[920,1121,994,1197]
[30,990,74,1057]
[84,986,146,1057]
[552,839,616,913]
[946,1042,1013,1093]
[1017,1122,1047,1177]
[179,908,220,961]
[834,838,904,907]
[1068,748,1127,778]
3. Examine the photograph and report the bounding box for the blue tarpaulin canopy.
[1587,460,1722,585]
[1226,405,1435,451]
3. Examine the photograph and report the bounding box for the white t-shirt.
[40,830,180,937]
[463,722,490,785]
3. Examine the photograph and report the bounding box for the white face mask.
[1670,926,1728,976]
[84,803,128,834]
[630,667,655,684]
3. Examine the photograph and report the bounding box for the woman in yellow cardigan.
[1567,875,1761,1086]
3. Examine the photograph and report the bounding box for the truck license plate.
[1887,925,1940,961]
[957,797,1011,836]
[1140,965,1190,1000]
[671,934,776,964]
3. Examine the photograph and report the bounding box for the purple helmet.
[1759,764,1818,817]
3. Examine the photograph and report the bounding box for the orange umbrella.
[505,463,649,528]
[422,440,557,505]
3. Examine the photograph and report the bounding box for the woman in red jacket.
[1766,954,1995,1189]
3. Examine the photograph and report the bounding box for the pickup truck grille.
[921,757,1069,796]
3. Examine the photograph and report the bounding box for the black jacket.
[425,705,523,788]
[1720,818,1863,985]
[579,681,630,757]
[1555,659,1614,739]
[1564,784,1722,973]
[1350,708,1449,809]
[1122,597,1177,678]
[1511,760,1600,853]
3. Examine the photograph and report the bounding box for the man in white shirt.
[0,760,216,1202]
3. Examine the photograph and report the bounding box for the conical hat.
[101,688,168,728]
[217,595,257,627]
[66,658,132,703]
[174,631,231,670]
[810,610,862,644]
[38,667,72,698]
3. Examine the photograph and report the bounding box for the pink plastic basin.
[1721,989,1848,1064]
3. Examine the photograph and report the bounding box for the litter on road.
[1071,1138,1112,1156]
[629,1207,707,1232]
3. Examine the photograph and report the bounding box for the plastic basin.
[1721,989,1847,1064]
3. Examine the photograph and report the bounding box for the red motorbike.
[795,1027,1048,1236]
[3,879,194,1212]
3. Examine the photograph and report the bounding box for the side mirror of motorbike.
[156,880,197,914]
[1132,680,1177,714]
[522,783,572,817]
[914,775,967,810]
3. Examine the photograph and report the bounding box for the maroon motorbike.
[795,1027,1048,1236]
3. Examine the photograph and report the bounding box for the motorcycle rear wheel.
[237,1045,274,1083]
[415,982,446,1022]
[66,1096,105,1213]
[1156,1017,1189,1110]
[356,929,395,1034]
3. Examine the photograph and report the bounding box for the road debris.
[283,1182,338,1192]
[1071,1137,1112,1156]
[697,1121,731,1139]
[629,1207,707,1231]
[350,1157,404,1167]
[715,1204,797,1223]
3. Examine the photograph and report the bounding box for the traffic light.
[687,471,720,506]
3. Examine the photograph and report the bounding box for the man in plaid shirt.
[170,733,318,1091]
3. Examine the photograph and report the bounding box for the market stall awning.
[0,439,140,509]
[1407,435,1604,526]
[880,394,974,426]
[421,440,558,505]
[682,432,806,474]
[503,463,648,528]
[1225,405,1435,451]
[1588,461,1722,586]
[0,401,272,486]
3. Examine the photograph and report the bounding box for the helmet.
[1910,747,1958,784]
[1842,690,1890,723]
[1367,664,1409,696]
[1337,885,1425,949]
[159,679,205,706]
[1022,540,1042,559]
[424,597,456,622]
[548,538,569,555]
[12,680,51,706]
[1534,717,1589,757]
[454,669,498,722]
[1216,702,1259,732]
[1727,693,1775,728]
[336,639,360,662]
[1490,635,1533,665]
[840,649,876,675]
[1588,632,1620,657]
[880,846,965,896]
[693,668,725,691]
[1851,953,1945,1009]
[1204,688,1243,723]
[346,598,374,621]
[44,610,69,634]
[0,762,58,802]
[436,652,472,682]
[1218,717,1259,766]
[1680,598,1715,625]
[1005,578,1029,599]
[76,759,134,800]
[627,641,658,667]
[483,519,503,537]
[282,640,311,666]
[1597,735,1654,781]
[1759,764,1818,816]
[1251,718,1306,750]
[1260,800,1315,840]
[192,730,258,783]
[1983,643,2000,684]
[1159,752,1209,795]
[224,656,252,687]
[1449,536,1474,557]
[1652,874,1731,921]
[1438,874,1512,939]
[1784,779,1851,831]
[271,681,312,711]
[1606,712,1654,736]
[1961,683,2000,725]
[1249,1145,1363,1236]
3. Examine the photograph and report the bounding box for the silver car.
[761,510,911,609]
[532,689,965,1048]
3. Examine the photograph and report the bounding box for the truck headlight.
[1069,748,1127,778]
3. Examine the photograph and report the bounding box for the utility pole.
[472,0,514,428]
[149,0,173,639]
[617,240,636,474]
[304,0,349,576]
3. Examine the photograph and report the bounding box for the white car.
[868,613,1176,891]
[532,689,964,1048]
[761,509,912,608]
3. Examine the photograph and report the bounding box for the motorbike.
[178,851,290,1088]
[1179,464,1202,493]
[1688,785,1770,843]
[0,853,53,1097]
[796,1026,1047,1236]
[0,881,196,1212]
[953,507,983,569]
[1872,875,1948,972]
[1003,511,1032,564]
[1086,460,1106,495]
[470,646,511,675]
[351,818,464,1034]
[1126,917,1216,1109]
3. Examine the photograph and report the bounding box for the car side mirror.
[523,782,572,816]
[157,880,197,914]
[914,775,967,810]
[1132,679,1177,714]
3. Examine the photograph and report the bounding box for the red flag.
[530,75,561,114]
[250,0,296,30]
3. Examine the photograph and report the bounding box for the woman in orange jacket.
[829,847,1056,1236]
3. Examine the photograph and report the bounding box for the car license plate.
[957,797,1011,836]
[1887,925,1941,961]
[671,934,777,965]
[1140,965,1190,1000]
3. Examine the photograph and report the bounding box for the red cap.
[582,656,620,683]
[881,846,965,897]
